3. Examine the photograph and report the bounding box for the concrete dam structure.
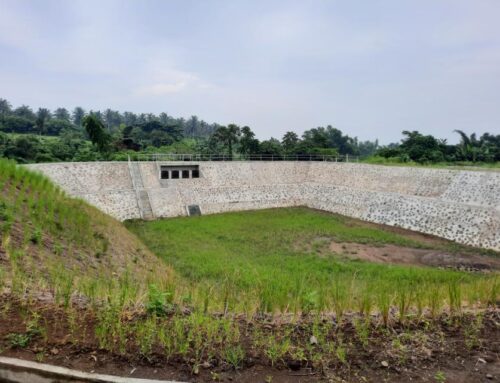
[28,161,500,251]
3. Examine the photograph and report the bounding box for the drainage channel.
[0,357,186,383]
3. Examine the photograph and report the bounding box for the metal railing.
[127,153,359,162]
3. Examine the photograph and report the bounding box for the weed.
[136,318,157,358]
[353,318,370,348]
[7,333,31,348]
[264,335,291,367]
[434,370,446,382]
[464,314,483,350]
[146,284,173,316]
[335,340,347,364]
[224,345,245,369]
[30,228,42,244]
[448,281,462,314]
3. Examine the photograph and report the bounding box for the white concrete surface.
[27,162,500,251]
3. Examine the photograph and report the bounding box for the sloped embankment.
[0,158,169,291]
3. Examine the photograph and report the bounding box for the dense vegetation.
[373,130,500,165]
[1,97,499,166]
[0,98,378,162]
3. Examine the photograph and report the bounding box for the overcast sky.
[1,0,499,143]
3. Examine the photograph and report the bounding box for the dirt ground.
[329,241,500,271]
[0,298,499,383]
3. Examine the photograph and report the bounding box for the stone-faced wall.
[27,162,140,221]
[27,162,500,251]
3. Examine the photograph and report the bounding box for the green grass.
[127,208,498,315]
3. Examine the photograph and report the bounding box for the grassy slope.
[127,207,498,314]
[0,158,169,297]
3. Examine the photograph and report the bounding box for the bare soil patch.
[329,241,500,271]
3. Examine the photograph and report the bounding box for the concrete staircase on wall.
[138,190,154,220]
[128,161,154,220]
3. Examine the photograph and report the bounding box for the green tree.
[54,108,71,121]
[259,138,283,156]
[479,133,500,162]
[281,131,299,154]
[13,105,36,120]
[238,126,260,157]
[454,130,482,162]
[0,132,11,156]
[123,111,138,126]
[35,108,51,135]
[0,98,12,116]
[185,115,200,138]
[72,107,85,127]
[83,115,111,153]
[212,124,241,158]
[45,119,74,136]
[0,115,36,134]
[400,130,445,163]
[301,125,357,155]
[103,109,122,132]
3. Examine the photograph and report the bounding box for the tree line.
[376,130,500,164]
[0,98,379,163]
[0,98,217,139]
[0,97,498,164]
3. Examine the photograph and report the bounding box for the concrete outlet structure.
[28,161,500,251]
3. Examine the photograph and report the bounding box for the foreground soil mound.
[1,295,499,383]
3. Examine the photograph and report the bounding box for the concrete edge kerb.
[0,356,186,383]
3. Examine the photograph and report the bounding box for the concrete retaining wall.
[27,162,500,251]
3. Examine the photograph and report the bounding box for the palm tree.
[454,130,479,162]
[213,124,240,158]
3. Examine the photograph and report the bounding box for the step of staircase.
[128,161,154,220]
[139,190,154,220]
[129,161,144,188]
